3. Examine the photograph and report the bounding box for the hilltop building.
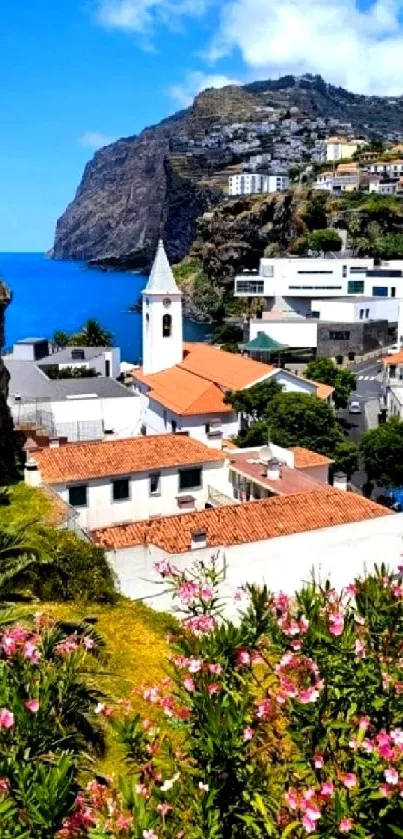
[326,137,367,162]
[228,173,289,196]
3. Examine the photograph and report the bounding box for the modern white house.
[9,339,121,379]
[131,242,334,448]
[25,434,231,531]
[326,137,366,162]
[92,487,400,615]
[228,173,289,197]
[234,257,403,317]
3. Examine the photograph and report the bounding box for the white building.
[369,160,403,177]
[92,487,401,615]
[326,137,366,162]
[131,243,334,448]
[5,359,141,441]
[228,173,289,197]
[9,340,120,379]
[311,296,400,324]
[234,257,403,317]
[26,434,230,531]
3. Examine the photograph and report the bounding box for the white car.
[349,401,361,414]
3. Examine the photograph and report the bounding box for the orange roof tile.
[313,382,335,400]
[133,366,233,416]
[92,487,391,554]
[229,452,322,495]
[33,435,224,484]
[385,350,403,366]
[180,344,274,391]
[290,447,333,469]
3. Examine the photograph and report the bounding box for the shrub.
[30,530,117,604]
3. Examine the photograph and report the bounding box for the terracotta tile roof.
[132,366,233,416]
[290,447,333,469]
[384,351,403,366]
[313,382,334,400]
[92,487,391,554]
[33,435,225,484]
[228,452,323,495]
[180,343,274,390]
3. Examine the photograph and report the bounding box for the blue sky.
[1,0,403,252]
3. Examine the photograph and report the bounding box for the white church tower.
[142,240,183,375]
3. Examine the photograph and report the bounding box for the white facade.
[228,173,289,197]
[56,348,120,379]
[49,459,230,531]
[249,318,318,350]
[311,297,400,323]
[106,513,403,615]
[387,385,403,419]
[142,241,183,375]
[369,161,403,177]
[140,393,239,449]
[369,181,397,195]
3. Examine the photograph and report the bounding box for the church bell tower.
[142,240,183,375]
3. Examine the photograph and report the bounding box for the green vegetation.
[45,366,99,379]
[360,418,403,489]
[305,358,356,411]
[52,318,113,348]
[308,228,342,253]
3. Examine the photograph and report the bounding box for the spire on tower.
[144,240,181,295]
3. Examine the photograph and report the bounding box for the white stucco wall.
[142,396,239,449]
[52,460,229,530]
[271,369,316,395]
[58,348,121,378]
[49,394,142,440]
[249,319,318,349]
[107,513,403,614]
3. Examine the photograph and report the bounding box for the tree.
[377,233,403,260]
[0,525,48,601]
[267,391,344,456]
[225,379,283,426]
[333,440,359,479]
[360,418,403,488]
[52,330,69,348]
[72,318,113,347]
[305,357,356,411]
[308,228,342,254]
[264,242,280,258]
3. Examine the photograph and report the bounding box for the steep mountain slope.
[0,283,18,482]
[53,75,403,269]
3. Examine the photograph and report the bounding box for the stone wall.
[317,319,391,361]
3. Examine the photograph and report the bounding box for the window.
[372,286,388,297]
[342,265,348,278]
[311,311,320,318]
[179,467,202,492]
[171,420,177,433]
[289,285,342,290]
[105,359,111,377]
[392,287,396,298]
[329,330,350,340]
[348,280,364,294]
[235,280,264,295]
[71,349,85,360]
[365,308,370,318]
[261,265,274,278]
[162,314,172,337]
[149,472,161,496]
[68,485,88,508]
[359,309,364,319]
[112,478,130,502]
[297,270,333,275]
[205,423,210,434]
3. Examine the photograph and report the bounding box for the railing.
[207,486,238,507]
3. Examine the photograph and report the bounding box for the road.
[339,358,384,491]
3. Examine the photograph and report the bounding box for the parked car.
[349,401,361,414]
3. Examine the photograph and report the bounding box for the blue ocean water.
[0,253,210,363]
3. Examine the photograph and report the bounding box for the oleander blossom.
[275,652,324,704]
[183,615,216,635]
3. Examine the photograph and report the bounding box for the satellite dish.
[259,444,273,464]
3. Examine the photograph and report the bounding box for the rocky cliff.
[53,75,403,269]
[0,283,18,483]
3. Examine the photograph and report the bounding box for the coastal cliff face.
[53,75,403,269]
[0,283,17,482]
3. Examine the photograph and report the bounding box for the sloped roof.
[92,487,391,554]
[144,240,180,295]
[290,447,334,469]
[384,350,403,366]
[33,434,224,484]
[245,332,287,352]
[180,343,274,390]
[136,365,233,416]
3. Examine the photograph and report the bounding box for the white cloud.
[79,131,116,150]
[168,71,240,107]
[96,0,210,34]
[209,0,403,95]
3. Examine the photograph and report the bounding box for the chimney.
[266,459,281,481]
[333,472,348,492]
[191,529,207,550]
[24,457,42,488]
[49,438,60,448]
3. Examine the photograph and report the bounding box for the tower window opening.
[163,314,172,338]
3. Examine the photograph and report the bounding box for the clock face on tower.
[163,297,172,308]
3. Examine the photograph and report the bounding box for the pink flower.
[154,559,179,578]
[207,683,221,696]
[183,677,195,692]
[384,767,399,785]
[243,726,254,742]
[177,581,199,604]
[208,663,222,675]
[304,805,321,822]
[236,649,251,666]
[0,708,14,730]
[314,754,324,768]
[256,698,273,719]
[285,789,299,810]
[188,658,202,674]
[184,615,215,635]
[143,687,160,703]
[23,641,40,663]
[302,814,316,833]
[329,613,344,636]
[200,585,214,600]
[25,699,39,714]
[116,815,133,829]
[358,716,370,731]
[343,773,357,789]
[355,639,366,658]
[83,637,95,650]
[346,584,356,597]
[339,818,353,833]
[143,831,158,839]
[157,803,172,816]
[320,781,334,798]
[379,783,393,798]
[299,688,320,704]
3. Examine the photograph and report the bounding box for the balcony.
[234,278,265,296]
